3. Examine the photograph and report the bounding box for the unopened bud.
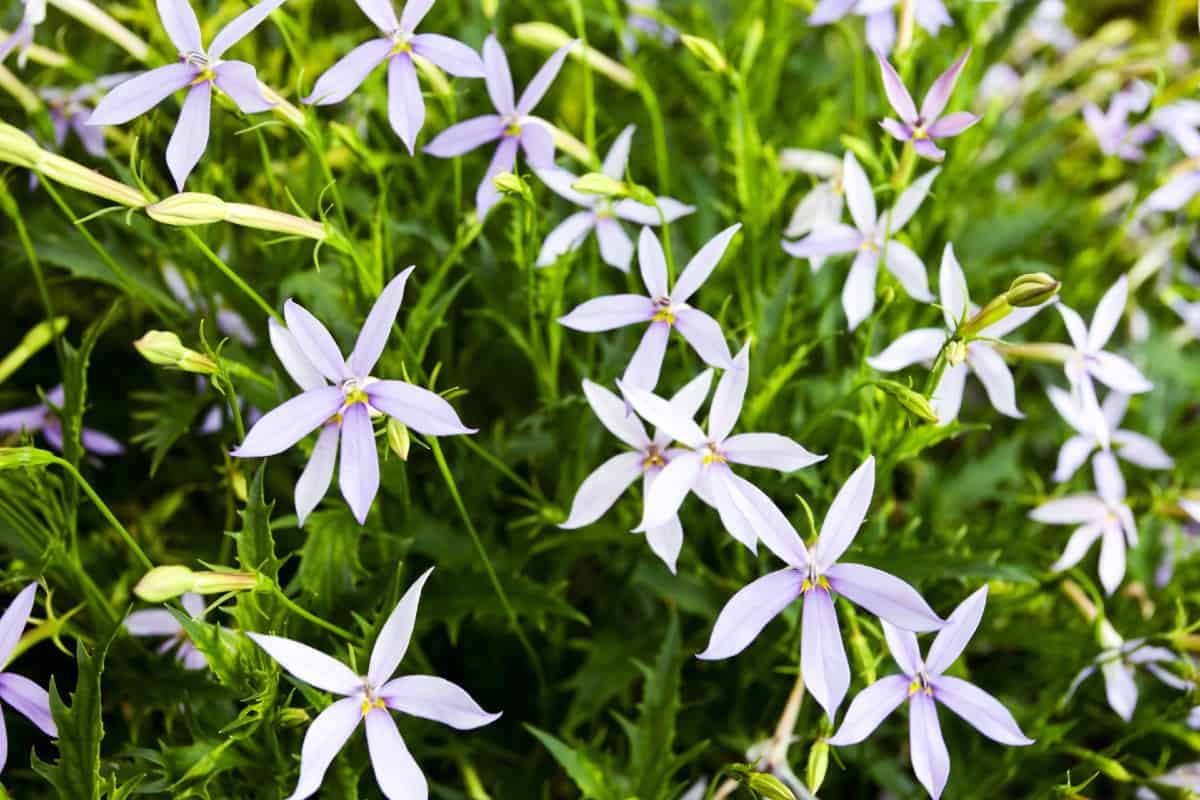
[1006,272,1060,307]
[680,34,728,74]
[134,330,217,374]
[876,379,939,424]
[628,184,658,207]
[1097,618,1124,650]
[387,418,411,461]
[134,565,196,602]
[512,23,633,89]
[224,203,328,241]
[493,171,530,197]
[146,192,228,226]
[728,767,796,800]
[277,707,311,727]
[806,739,830,794]
[36,151,147,207]
[481,0,498,20]
[230,467,247,502]
[572,172,628,198]
[0,122,42,168]
[191,570,259,594]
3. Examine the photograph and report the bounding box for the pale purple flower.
[39,77,128,158]
[1030,458,1138,595]
[303,0,484,154]
[559,370,713,573]
[1083,82,1156,162]
[231,268,475,525]
[782,151,939,330]
[1064,619,1192,722]
[0,385,124,456]
[828,587,1033,800]
[877,49,978,162]
[88,0,286,190]
[976,63,1021,107]
[1047,386,1172,484]
[0,582,58,768]
[534,125,694,271]
[125,592,213,670]
[0,0,44,66]
[622,343,824,549]
[1059,276,1153,450]
[424,35,575,219]
[249,568,500,800]
[623,0,677,52]
[1151,100,1200,156]
[1027,0,1076,53]
[698,456,943,720]
[779,149,843,273]
[869,244,1043,424]
[558,225,740,391]
[1143,162,1200,213]
[162,263,258,347]
[809,0,952,55]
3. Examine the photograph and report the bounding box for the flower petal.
[480,34,514,113]
[842,250,879,331]
[364,709,428,799]
[349,267,415,377]
[423,114,504,157]
[601,124,635,179]
[283,697,361,800]
[938,243,967,327]
[1089,352,1152,395]
[209,0,288,61]
[809,0,857,24]
[1047,385,1089,434]
[909,692,951,800]
[355,0,399,33]
[880,117,912,141]
[912,137,946,161]
[0,405,47,434]
[967,343,1022,418]
[410,33,485,77]
[865,12,896,55]
[932,675,1033,745]
[644,515,684,573]
[925,585,987,676]
[867,328,945,372]
[920,49,970,122]
[516,39,575,114]
[166,82,212,191]
[387,53,425,155]
[248,633,360,695]
[931,361,968,425]
[125,609,182,637]
[637,226,669,298]
[889,166,940,230]
[814,456,875,569]
[708,466,759,551]
[825,562,943,632]
[583,379,650,449]
[1092,450,1125,506]
[296,423,339,526]
[722,432,823,472]
[595,218,633,271]
[621,382,707,448]
[381,674,501,729]
[537,211,595,267]
[338,404,379,525]
[399,0,433,32]
[1112,431,1173,470]
[673,308,732,369]
[1031,495,1106,525]
[157,0,202,54]
[621,322,671,391]
[81,428,124,455]
[927,111,978,138]
[0,584,36,667]
[826,674,909,746]
[559,452,643,529]
[1054,436,1095,483]
[232,386,343,458]
[558,294,656,332]
[368,566,433,686]
[671,224,741,305]
[214,60,274,113]
[1088,276,1128,352]
[637,451,702,531]
[882,241,933,302]
[1098,522,1127,595]
[476,135,517,218]
[696,568,802,660]
[876,50,917,123]
[883,620,923,675]
[782,224,861,258]
[0,672,55,736]
[535,165,591,206]
[1144,171,1200,211]
[801,588,850,721]
[842,151,877,234]
[1100,658,1137,721]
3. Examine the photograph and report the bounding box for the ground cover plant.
[0,0,1198,797]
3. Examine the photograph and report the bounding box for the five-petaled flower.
[0,384,124,456]
[1084,81,1155,162]
[559,370,712,573]
[779,148,844,273]
[558,225,739,391]
[782,151,939,330]
[1047,386,1172,485]
[535,125,694,270]
[697,456,943,720]
[0,0,45,67]
[869,244,1044,424]
[249,568,500,800]
[1064,619,1192,722]
[125,592,215,670]
[877,49,978,162]
[303,0,484,154]
[0,583,58,770]
[231,267,475,525]
[424,34,576,219]
[810,0,952,55]
[827,586,1033,800]
[88,0,287,189]
[622,343,825,549]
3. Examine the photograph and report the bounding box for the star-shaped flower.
[535,125,694,271]
[698,456,943,720]
[1084,82,1155,162]
[303,0,484,154]
[0,0,45,67]
[0,582,58,772]
[779,148,843,273]
[125,592,216,670]
[558,225,740,391]
[0,384,123,456]
[782,151,939,330]
[1064,619,1192,722]
[1047,386,1172,484]
[828,587,1033,800]
[809,0,952,55]
[877,49,978,162]
[249,568,500,800]
[231,268,475,525]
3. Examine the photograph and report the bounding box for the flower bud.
[224,203,328,241]
[729,768,796,800]
[134,330,217,374]
[628,184,658,208]
[513,23,634,89]
[876,379,939,425]
[1097,618,1123,650]
[572,172,628,198]
[277,707,311,727]
[146,192,228,226]
[1005,272,1060,307]
[191,570,259,594]
[387,418,411,461]
[0,121,44,168]
[806,739,830,794]
[134,565,196,602]
[36,151,147,207]
[493,170,530,197]
[680,34,728,74]
[958,296,1009,339]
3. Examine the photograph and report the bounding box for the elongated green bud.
[513,22,634,89]
[876,379,939,424]
[729,767,796,800]
[806,739,830,794]
[134,331,217,374]
[190,570,259,594]
[36,151,147,207]
[572,172,628,198]
[146,193,228,226]
[134,565,197,603]
[1006,272,1060,307]
[680,34,728,74]
[224,203,328,241]
[387,418,411,461]
[0,122,46,168]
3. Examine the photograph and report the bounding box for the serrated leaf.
[526,725,616,800]
[295,508,362,613]
[235,463,277,579]
[628,611,682,800]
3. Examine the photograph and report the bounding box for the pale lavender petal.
[1112,431,1173,470]
[388,54,425,154]
[826,674,909,745]
[1101,659,1137,721]
[612,196,695,225]
[1089,352,1152,394]
[842,151,877,233]
[708,466,759,551]
[124,609,182,637]
[912,137,946,161]
[1144,172,1200,211]
[696,568,803,660]
[1089,276,1127,352]
[410,33,485,78]
[283,697,361,800]
[247,633,360,695]
[927,111,978,138]
[584,380,650,449]
[535,165,592,206]
[476,135,517,218]
[41,418,64,452]
[842,250,879,331]
[933,675,1033,745]
[80,428,124,455]
[338,404,378,525]
[166,82,211,191]
[157,0,202,54]
[208,0,289,61]
[181,643,209,670]
[558,294,656,331]
[1031,495,1106,524]
[0,673,55,736]
[481,34,514,115]
[601,124,635,179]
[1093,450,1125,506]
[938,242,967,327]
[559,451,643,529]
[671,224,741,305]
[644,516,683,573]
[801,588,850,721]
[620,382,707,448]
[876,50,917,123]
[0,20,31,66]
[708,341,749,443]
[0,406,46,433]
[304,39,390,105]
[1058,305,1089,351]
[381,674,501,728]
[516,39,576,115]
[925,585,987,676]
[979,302,1044,339]
[364,709,427,799]
[880,117,912,141]
[825,562,943,632]
[269,318,327,392]
[883,241,933,302]
[662,369,714,434]
[889,166,941,230]
[423,114,503,157]
[814,456,875,569]
[967,343,1022,418]
[355,0,399,33]
[782,224,861,258]
[368,566,433,685]
[1101,391,1128,429]
[594,218,633,271]
[284,299,349,382]
[214,60,274,113]
[638,226,669,298]
[88,64,195,126]
[231,386,343,458]
[724,473,810,568]
[1054,436,1095,483]
[883,620,923,675]
[931,361,967,424]
[865,11,896,54]
[519,120,555,167]
[673,308,732,369]
[399,0,433,32]
[182,592,205,619]
[349,266,414,377]
[0,584,36,667]
[1098,523,1127,595]
[920,50,970,123]
[809,0,856,24]
[621,322,670,391]
[910,692,950,800]
[638,450,702,530]
[1047,385,1089,434]
[722,432,823,472]
[537,211,595,266]
[296,423,339,526]
[867,328,944,372]
[916,0,952,30]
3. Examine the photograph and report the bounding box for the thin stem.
[429,438,545,686]
[272,584,357,641]
[457,432,545,503]
[1060,578,1098,623]
[182,229,279,321]
[48,454,153,570]
[896,0,917,55]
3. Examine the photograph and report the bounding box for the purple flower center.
[641,444,665,471]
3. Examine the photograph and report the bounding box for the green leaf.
[235,463,278,579]
[526,725,616,800]
[130,389,210,476]
[295,508,362,613]
[59,301,122,472]
[627,611,682,800]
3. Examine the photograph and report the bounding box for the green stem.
[457,436,546,502]
[272,584,357,641]
[182,229,279,321]
[429,438,545,686]
[48,454,153,570]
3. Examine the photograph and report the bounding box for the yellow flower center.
[360,696,387,717]
[908,673,933,696]
[800,575,830,593]
[642,446,665,471]
[911,125,929,140]
[191,68,216,86]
